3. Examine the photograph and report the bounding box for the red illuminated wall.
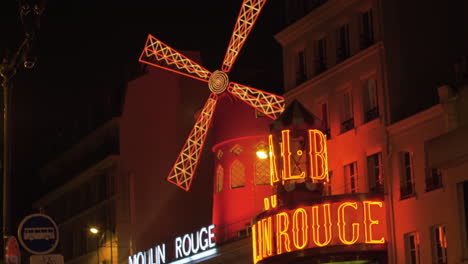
[211,94,273,242]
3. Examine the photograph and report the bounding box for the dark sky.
[0,0,286,231]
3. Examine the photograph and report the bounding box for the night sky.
[0,0,286,232]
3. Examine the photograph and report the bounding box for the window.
[344,162,358,193]
[315,37,327,74]
[231,160,245,188]
[426,168,443,192]
[400,152,415,199]
[431,225,448,264]
[364,79,379,122]
[216,165,224,193]
[360,9,374,49]
[295,50,307,85]
[405,232,421,264]
[230,144,244,155]
[319,101,330,138]
[336,24,350,62]
[255,159,270,185]
[340,90,354,133]
[367,152,383,192]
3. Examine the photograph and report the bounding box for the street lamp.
[256,143,269,159]
[89,226,102,264]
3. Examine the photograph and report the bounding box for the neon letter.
[337,202,360,245]
[208,224,216,248]
[276,212,291,254]
[175,237,183,258]
[292,208,309,249]
[182,234,191,256]
[281,130,305,182]
[363,201,385,244]
[199,227,208,250]
[269,134,279,185]
[156,244,166,264]
[261,217,273,257]
[308,129,328,181]
[252,223,262,264]
[311,203,332,247]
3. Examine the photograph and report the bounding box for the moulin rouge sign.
[251,129,387,263]
[129,225,216,264]
[252,197,386,263]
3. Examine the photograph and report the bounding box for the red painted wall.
[211,94,274,242]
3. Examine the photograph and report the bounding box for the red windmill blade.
[167,94,218,191]
[139,34,212,82]
[139,0,285,191]
[221,0,267,73]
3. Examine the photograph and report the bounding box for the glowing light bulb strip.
[167,94,218,191]
[221,0,267,72]
[228,82,285,120]
[140,34,212,82]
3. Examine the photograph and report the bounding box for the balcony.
[315,58,327,75]
[365,107,379,123]
[336,47,350,63]
[340,118,354,133]
[370,183,384,193]
[426,168,443,192]
[295,71,307,86]
[400,183,415,200]
[360,34,375,50]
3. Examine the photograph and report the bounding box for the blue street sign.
[17,213,59,255]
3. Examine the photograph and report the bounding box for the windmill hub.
[208,70,229,94]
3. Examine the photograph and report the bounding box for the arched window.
[231,160,245,189]
[216,165,224,193]
[255,159,270,185]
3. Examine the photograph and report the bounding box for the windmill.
[139,0,285,191]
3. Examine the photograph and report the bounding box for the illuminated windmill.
[139,0,285,191]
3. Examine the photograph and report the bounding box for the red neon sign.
[269,129,329,185]
[252,200,386,263]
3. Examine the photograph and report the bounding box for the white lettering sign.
[129,224,216,264]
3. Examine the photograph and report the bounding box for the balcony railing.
[426,168,443,192]
[365,107,379,123]
[360,34,375,50]
[340,118,354,133]
[295,71,307,86]
[370,183,384,193]
[315,58,327,75]
[400,183,415,200]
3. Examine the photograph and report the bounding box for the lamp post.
[89,226,102,264]
[89,227,114,264]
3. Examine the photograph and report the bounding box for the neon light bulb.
[337,202,360,245]
[311,204,332,247]
[256,150,268,159]
[363,201,385,244]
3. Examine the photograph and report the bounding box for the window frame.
[230,160,246,189]
[431,224,448,264]
[405,232,421,264]
[367,152,383,193]
[344,162,358,193]
[400,151,416,199]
